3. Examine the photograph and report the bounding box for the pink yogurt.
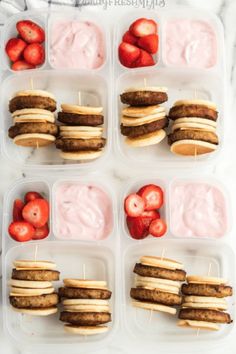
[50,20,105,69]
[170,182,228,239]
[55,183,113,240]
[165,20,217,69]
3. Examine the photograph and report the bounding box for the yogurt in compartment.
[164,19,217,69]
[55,183,113,240]
[170,181,228,239]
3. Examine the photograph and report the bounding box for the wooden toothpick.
[30,77,34,90]
[78,91,82,106]
[34,244,38,262]
[161,248,166,261]
[83,263,86,280]
[144,78,147,88]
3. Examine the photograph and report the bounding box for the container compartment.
[123,239,235,342]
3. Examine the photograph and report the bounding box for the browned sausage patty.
[60,311,111,325]
[168,130,218,146]
[12,269,60,282]
[169,105,218,121]
[134,263,186,282]
[179,308,232,324]
[120,91,168,106]
[181,283,233,298]
[9,96,57,113]
[8,122,58,139]
[55,138,106,152]
[130,288,182,306]
[58,112,104,126]
[59,287,112,300]
[121,118,168,138]
[10,293,59,309]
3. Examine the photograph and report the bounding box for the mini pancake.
[170,140,217,156]
[125,129,166,147]
[132,300,176,315]
[134,263,186,282]
[130,288,182,306]
[8,122,58,139]
[13,260,57,270]
[172,117,217,131]
[63,279,107,289]
[135,276,181,294]
[121,113,167,127]
[10,293,58,309]
[122,105,166,118]
[60,150,103,161]
[55,138,106,152]
[58,112,104,126]
[13,134,56,147]
[140,256,184,270]
[63,299,109,306]
[59,126,103,139]
[12,307,58,316]
[10,279,52,289]
[182,296,227,311]
[121,118,168,138]
[64,304,110,312]
[120,87,168,106]
[12,108,55,124]
[9,90,57,113]
[181,283,233,298]
[61,104,103,115]
[187,276,227,285]
[59,287,112,300]
[169,103,218,122]
[178,308,232,324]
[60,311,111,326]
[12,269,60,282]
[64,325,108,335]
[12,108,55,118]
[10,286,55,296]
[171,122,216,134]
[178,319,220,331]
[173,99,217,111]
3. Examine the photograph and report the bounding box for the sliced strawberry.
[23,43,45,66]
[124,193,145,217]
[5,38,27,62]
[132,49,155,68]
[22,199,49,228]
[126,216,149,240]
[122,30,138,45]
[8,221,35,242]
[16,20,45,44]
[24,191,43,204]
[149,218,167,238]
[138,34,159,54]
[11,60,36,71]
[138,184,164,210]
[118,42,140,68]
[13,199,25,222]
[129,18,157,38]
[140,210,160,229]
[33,223,49,240]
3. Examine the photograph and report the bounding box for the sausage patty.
[12,269,60,282]
[134,263,186,282]
[60,311,111,326]
[169,105,218,121]
[58,112,104,126]
[9,96,57,113]
[59,287,112,300]
[8,122,58,139]
[181,283,233,298]
[121,118,168,138]
[130,288,182,306]
[120,91,168,106]
[55,138,106,152]
[168,130,218,145]
[179,308,232,324]
[10,293,59,309]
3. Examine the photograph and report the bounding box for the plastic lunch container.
[0,5,234,354]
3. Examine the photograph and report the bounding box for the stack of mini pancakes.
[178,275,233,331]
[130,256,186,315]
[59,279,112,335]
[120,87,168,147]
[9,260,60,316]
[8,90,58,147]
[168,99,219,156]
[55,104,106,161]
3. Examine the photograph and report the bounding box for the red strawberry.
[132,49,155,68]
[23,43,45,66]
[138,184,164,210]
[129,18,157,38]
[122,30,138,45]
[13,199,25,222]
[138,34,159,54]
[11,60,35,71]
[24,191,43,204]
[118,42,140,68]
[33,223,49,240]
[5,38,27,62]
[126,216,149,240]
[8,221,35,242]
[16,20,45,44]
[22,199,49,228]
[124,193,145,217]
[149,219,167,238]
